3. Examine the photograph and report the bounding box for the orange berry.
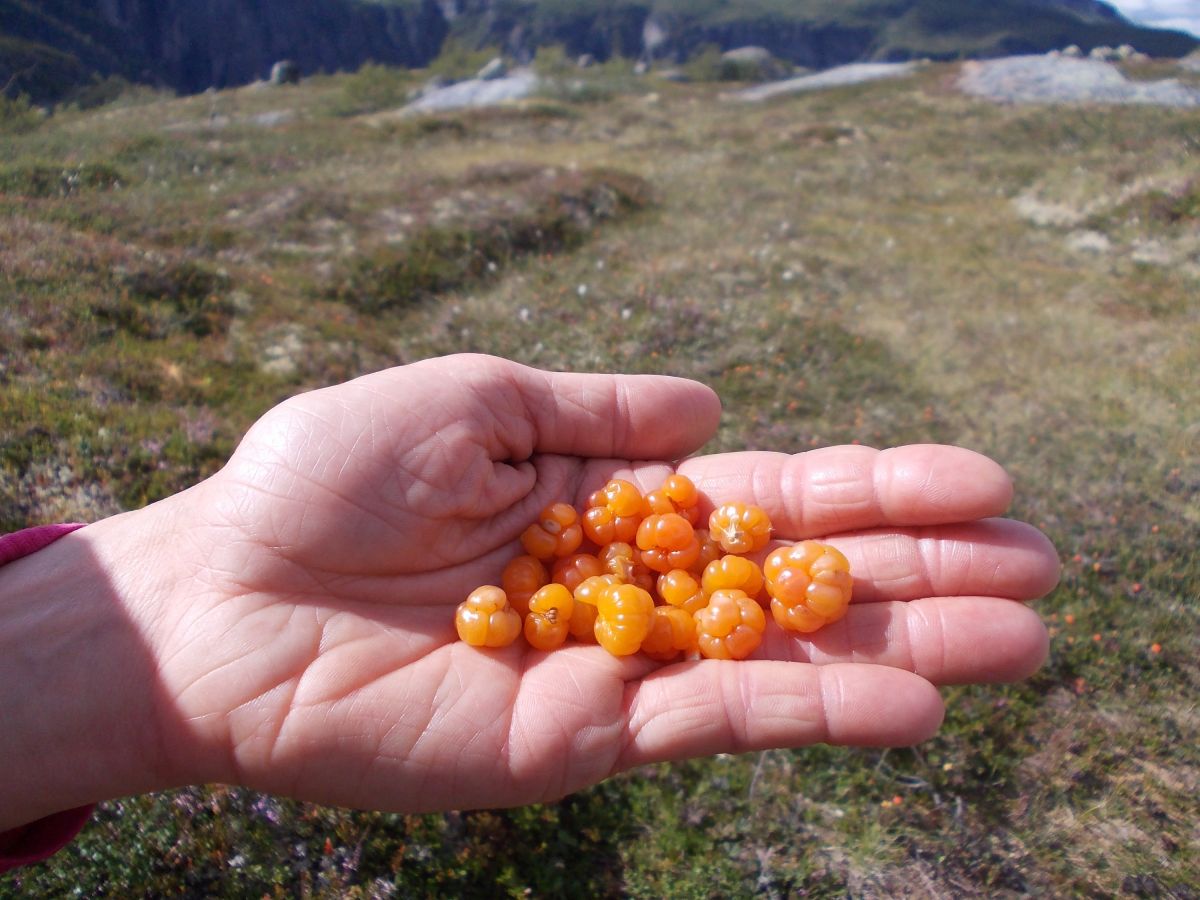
[636,513,699,573]
[582,505,639,545]
[701,555,765,602]
[570,574,619,642]
[643,489,677,516]
[662,474,699,509]
[521,502,583,559]
[657,569,708,615]
[524,583,574,651]
[594,582,655,656]
[600,478,645,517]
[695,589,766,660]
[708,502,772,555]
[552,553,605,593]
[691,528,723,573]
[501,555,548,616]
[641,606,697,661]
[455,586,521,648]
[765,541,853,634]
[599,542,655,590]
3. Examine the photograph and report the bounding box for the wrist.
[0,496,205,829]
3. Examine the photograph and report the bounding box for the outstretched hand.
[4,354,1058,826]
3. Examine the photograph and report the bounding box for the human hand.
[0,354,1059,826]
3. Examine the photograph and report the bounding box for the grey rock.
[269,59,300,86]
[959,55,1200,107]
[406,70,537,113]
[731,62,917,102]
[576,54,596,69]
[476,57,507,81]
[721,46,791,81]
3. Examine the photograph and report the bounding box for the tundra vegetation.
[1,51,1197,898]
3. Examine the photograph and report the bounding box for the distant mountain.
[2,0,1197,104]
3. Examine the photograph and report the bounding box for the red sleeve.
[0,523,96,874]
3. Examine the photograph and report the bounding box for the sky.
[1108,0,1200,38]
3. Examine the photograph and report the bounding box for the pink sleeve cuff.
[0,523,95,874]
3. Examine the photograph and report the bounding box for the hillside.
[2,0,1197,103]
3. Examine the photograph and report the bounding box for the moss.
[0,160,127,196]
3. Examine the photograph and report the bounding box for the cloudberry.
[599,542,655,591]
[455,586,522,648]
[708,502,772,555]
[583,479,645,544]
[569,574,620,642]
[765,541,853,633]
[636,512,700,573]
[594,582,655,656]
[695,589,766,660]
[701,554,765,603]
[524,583,574,651]
[521,502,583,560]
[552,553,605,593]
[644,474,702,525]
[657,569,707,615]
[501,555,548,617]
[641,606,697,662]
[691,528,723,573]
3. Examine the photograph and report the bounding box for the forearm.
[0,504,189,830]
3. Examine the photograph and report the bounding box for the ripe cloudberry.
[552,553,605,593]
[455,586,522,648]
[501,555,548,617]
[644,474,702,526]
[657,568,708,615]
[695,589,766,660]
[524,583,574,651]
[521,502,583,560]
[594,582,655,656]
[583,479,645,544]
[599,542,655,591]
[701,555,765,603]
[641,605,697,662]
[691,528,723,573]
[765,541,853,633]
[569,574,619,642]
[636,512,700,573]
[708,502,772,555]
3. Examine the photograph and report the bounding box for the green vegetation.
[1,59,1198,897]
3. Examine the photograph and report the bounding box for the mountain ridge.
[2,0,1196,103]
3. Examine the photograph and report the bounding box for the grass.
[2,60,1198,897]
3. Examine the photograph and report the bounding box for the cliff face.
[2,0,1196,104]
[90,0,448,92]
[1,0,447,99]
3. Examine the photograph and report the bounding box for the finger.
[617,662,944,770]
[400,353,722,462]
[758,596,1050,685]
[679,444,1013,536]
[830,518,1061,603]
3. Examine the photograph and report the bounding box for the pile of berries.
[454,475,853,662]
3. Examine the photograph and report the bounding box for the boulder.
[476,57,507,81]
[721,46,791,81]
[269,60,301,86]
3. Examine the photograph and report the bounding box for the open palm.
[155,354,1058,814]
